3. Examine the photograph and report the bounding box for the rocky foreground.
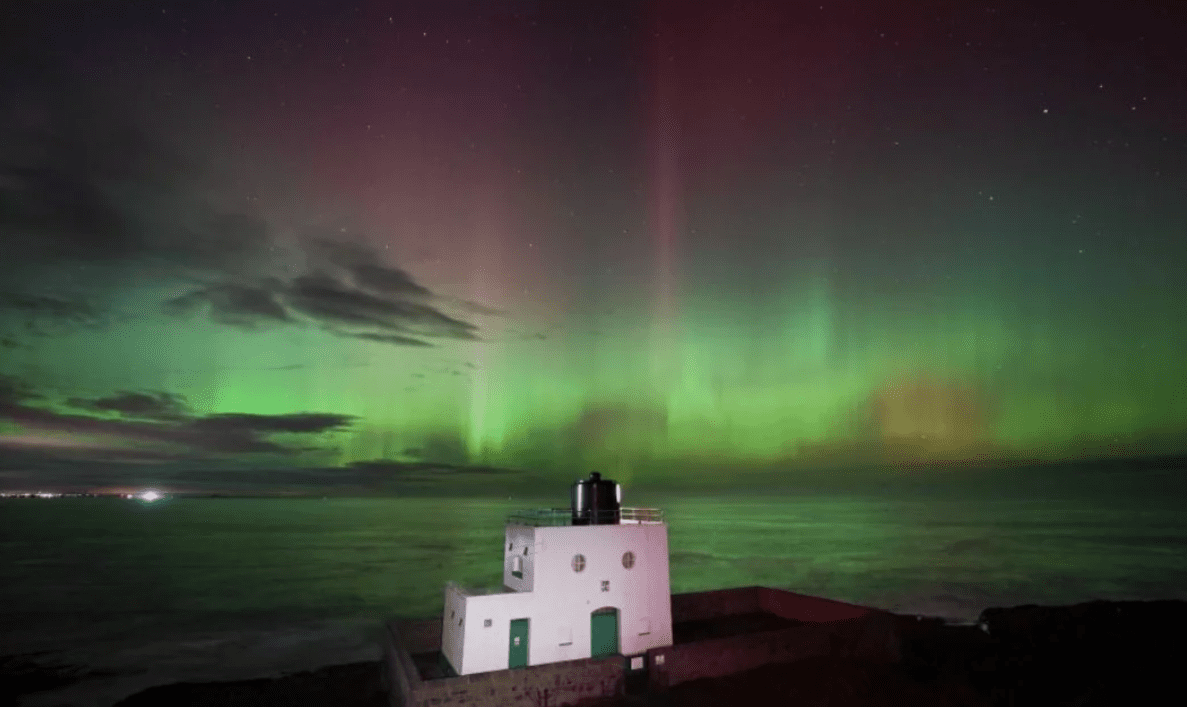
[12,599,1183,707]
[646,598,1187,707]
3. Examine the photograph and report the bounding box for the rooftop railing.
[445,581,511,597]
[505,507,664,526]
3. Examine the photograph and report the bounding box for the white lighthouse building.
[440,472,673,675]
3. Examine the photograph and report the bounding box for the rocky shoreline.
[108,662,387,707]
[9,599,1184,707]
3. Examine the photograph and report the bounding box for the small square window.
[459,617,463,626]
[572,554,586,572]
[484,619,492,628]
[508,542,513,551]
[601,580,610,592]
[523,547,528,555]
[450,610,455,619]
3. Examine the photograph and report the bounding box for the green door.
[591,608,619,658]
[509,618,529,668]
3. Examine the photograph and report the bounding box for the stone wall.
[757,586,873,622]
[412,655,621,707]
[650,611,902,689]
[383,622,424,707]
[670,585,762,623]
[661,623,828,686]
[400,618,444,654]
[385,620,624,707]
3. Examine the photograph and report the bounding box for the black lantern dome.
[570,471,621,525]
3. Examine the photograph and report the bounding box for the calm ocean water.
[3,473,1186,706]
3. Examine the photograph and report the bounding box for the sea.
[3,465,1186,707]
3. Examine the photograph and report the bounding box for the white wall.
[533,523,673,658]
[454,590,536,675]
[502,525,538,593]
[441,582,467,673]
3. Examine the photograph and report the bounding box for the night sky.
[2,0,1185,494]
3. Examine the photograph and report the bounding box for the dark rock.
[970,600,1187,706]
[0,652,123,707]
[112,661,386,707]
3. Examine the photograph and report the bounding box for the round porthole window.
[622,551,636,569]
[572,554,586,572]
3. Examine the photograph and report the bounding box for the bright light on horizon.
[138,489,163,502]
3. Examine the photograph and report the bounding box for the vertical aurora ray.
[466,202,503,462]
[645,15,683,393]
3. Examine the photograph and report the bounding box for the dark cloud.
[0,50,277,339]
[348,459,518,477]
[0,292,104,330]
[283,274,402,327]
[0,451,349,494]
[163,283,291,328]
[0,374,41,405]
[284,239,490,342]
[170,212,275,276]
[347,332,434,347]
[448,298,505,317]
[352,263,433,297]
[0,48,486,350]
[1,382,357,460]
[160,264,479,347]
[0,49,173,266]
[0,454,529,495]
[284,273,480,341]
[310,238,432,298]
[188,412,354,435]
[164,466,406,492]
[2,401,203,448]
[66,391,189,420]
[0,51,254,272]
[0,431,526,493]
[0,163,133,262]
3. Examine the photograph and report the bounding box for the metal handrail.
[621,507,665,524]
[506,507,664,526]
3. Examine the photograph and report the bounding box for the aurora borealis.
[2,1,1185,493]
